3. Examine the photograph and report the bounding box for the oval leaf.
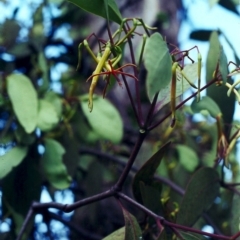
[191,96,221,118]
[80,94,123,143]
[0,146,28,179]
[208,0,219,8]
[122,207,142,240]
[176,167,220,226]
[175,144,199,172]
[231,193,240,234]
[144,33,172,101]
[178,232,205,240]
[102,227,125,240]
[44,91,62,117]
[7,74,38,133]
[37,99,59,131]
[206,32,235,126]
[206,31,220,82]
[139,181,162,215]
[132,142,171,203]
[219,45,228,84]
[190,30,220,41]
[68,0,122,24]
[156,63,198,111]
[42,139,71,189]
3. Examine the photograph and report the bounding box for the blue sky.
[179,1,240,121]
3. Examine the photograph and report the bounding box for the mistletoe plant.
[1,0,240,239]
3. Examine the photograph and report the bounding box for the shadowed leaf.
[178,232,206,240]
[68,0,122,24]
[206,32,235,130]
[2,154,42,234]
[139,181,162,216]
[219,45,228,84]
[231,193,240,234]
[42,139,72,189]
[102,227,125,240]
[0,146,28,179]
[132,142,171,203]
[191,96,221,118]
[122,207,142,240]
[175,144,199,172]
[176,167,220,226]
[219,0,239,15]
[190,30,220,41]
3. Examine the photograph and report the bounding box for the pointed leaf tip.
[68,0,122,24]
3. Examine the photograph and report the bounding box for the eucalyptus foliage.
[0,0,240,240]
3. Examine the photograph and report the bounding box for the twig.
[17,190,114,240]
[148,77,218,131]
[115,131,147,190]
[16,208,34,240]
[117,192,230,239]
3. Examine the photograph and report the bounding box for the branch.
[115,131,147,190]
[117,192,231,239]
[81,147,223,235]
[17,190,114,240]
[148,77,218,131]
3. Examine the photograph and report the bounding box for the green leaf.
[102,227,125,240]
[68,0,122,24]
[37,99,59,131]
[139,181,162,215]
[219,45,228,84]
[42,139,72,189]
[175,144,199,172]
[218,0,239,15]
[190,30,220,41]
[72,109,101,144]
[178,232,206,240]
[157,230,173,240]
[144,33,172,101]
[15,125,36,145]
[176,167,220,226]
[208,0,219,7]
[7,74,38,133]
[231,193,240,234]
[3,200,25,236]
[132,142,171,203]
[156,63,198,111]
[59,132,80,176]
[80,94,123,143]
[0,146,28,179]
[206,32,235,126]
[206,32,220,82]
[104,0,109,22]
[191,96,221,118]
[122,207,142,240]
[103,209,142,240]
[0,19,20,49]
[38,52,50,93]
[44,91,62,117]
[2,154,42,234]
